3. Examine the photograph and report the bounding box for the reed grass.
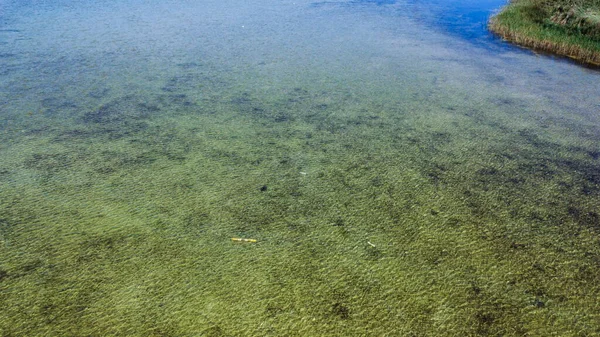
[489,0,600,65]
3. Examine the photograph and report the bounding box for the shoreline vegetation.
[489,0,600,66]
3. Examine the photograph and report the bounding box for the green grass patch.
[489,0,600,65]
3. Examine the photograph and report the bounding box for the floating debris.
[231,238,257,243]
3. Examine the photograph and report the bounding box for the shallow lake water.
[1,0,600,335]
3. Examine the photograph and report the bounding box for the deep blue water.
[313,0,509,48]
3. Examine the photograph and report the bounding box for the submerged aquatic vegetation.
[0,0,599,336]
[1,70,599,335]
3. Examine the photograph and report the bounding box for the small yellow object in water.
[231,238,257,243]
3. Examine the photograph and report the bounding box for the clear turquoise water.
[1,0,599,335]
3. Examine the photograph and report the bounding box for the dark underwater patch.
[230,92,294,123]
[53,129,94,142]
[40,97,78,116]
[0,218,13,242]
[87,87,110,99]
[176,62,202,69]
[567,206,600,231]
[557,159,600,195]
[82,96,159,125]
[331,302,351,319]
[23,152,75,173]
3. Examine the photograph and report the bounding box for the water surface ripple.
[1,0,599,336]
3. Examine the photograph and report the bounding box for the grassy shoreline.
[489,0,600,66]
